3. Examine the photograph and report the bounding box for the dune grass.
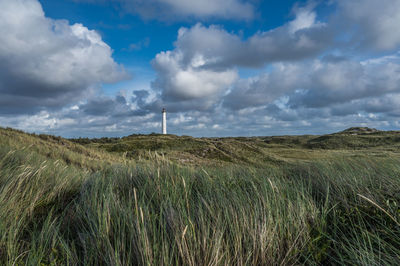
[0,127,399,265]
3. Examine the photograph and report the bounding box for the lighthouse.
[162,108,167,134]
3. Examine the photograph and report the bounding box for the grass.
[0,126,399,265]
[70,128,400,166]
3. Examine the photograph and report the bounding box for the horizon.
[1,0,400,138]
[1,125,385,140]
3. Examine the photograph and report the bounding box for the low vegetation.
[0,126,399,265]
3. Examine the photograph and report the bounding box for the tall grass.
[0,144,399,265]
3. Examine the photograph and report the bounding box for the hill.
[0,126,399,265]
[70,127,400,166]
[338,126,381,134]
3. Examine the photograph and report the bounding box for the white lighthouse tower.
[162,108,167,134]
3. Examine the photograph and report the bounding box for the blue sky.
[1,0,400,137]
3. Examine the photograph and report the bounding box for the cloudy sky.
[1,0,400,137]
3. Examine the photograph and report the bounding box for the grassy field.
[0,126,399,265]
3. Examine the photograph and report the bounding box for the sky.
[1,0,400,137]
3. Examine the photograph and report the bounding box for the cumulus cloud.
[150,47,238,112]
[329,93,400,117]
[336,0,400,51]
[288,57,400,109]
[148,0,400,115]
[72,0,400,135]
[0,0,129,115]
[171,9,328,69]
[4,0,400,137]
[73,0,254,21]
[152,50,238,100]
[223,64,304,110]
[81,96,129,117]
[221,52,400,127]
[149,5,329,111]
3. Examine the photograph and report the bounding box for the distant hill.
[1,126,400,168]
[337,127,381,135]
[68,127,400,165]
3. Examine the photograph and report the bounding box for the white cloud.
[149,8,329,111]
[0,0,129,114]
[337,0,400,51]
[74,0,254,21]
[152,48,238,107]
[169,14,328,69]
[4,0,400,137]
[222,52,400,121]
[288,3,324,34]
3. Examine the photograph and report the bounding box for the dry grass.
[0,127,399,265]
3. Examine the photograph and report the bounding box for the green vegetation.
[1,126,399,265]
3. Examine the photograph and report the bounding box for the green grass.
[70,127,400,166]
[0,127,399,265]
